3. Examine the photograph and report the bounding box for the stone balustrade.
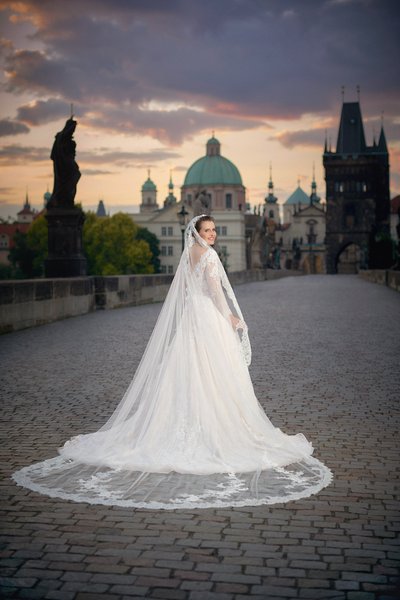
[1,269,301,334]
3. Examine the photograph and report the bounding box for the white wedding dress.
[12,215,333,509]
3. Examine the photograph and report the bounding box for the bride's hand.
[230,314,245,330]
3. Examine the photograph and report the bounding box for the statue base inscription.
[45,207,87,278]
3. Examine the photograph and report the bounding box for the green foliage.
[136,227,161,273]
[5,211,157,279]
[0,263,15,279]
[27,215,48,275]
[83,212,154,275]
[8,216,48,279]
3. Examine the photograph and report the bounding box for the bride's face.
[198,220,217,245]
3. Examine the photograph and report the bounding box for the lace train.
[12,455,333,509]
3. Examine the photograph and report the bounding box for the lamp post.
[307,231,317,274]
[177,204,189,251]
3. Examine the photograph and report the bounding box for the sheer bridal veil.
[12,214,333,509]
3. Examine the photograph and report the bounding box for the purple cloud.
[17,98,71,125]
[0,0,399,146]
[0,118,30,136]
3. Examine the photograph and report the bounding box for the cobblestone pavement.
[1,275,399,600]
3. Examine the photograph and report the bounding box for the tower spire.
[268,161,273,190]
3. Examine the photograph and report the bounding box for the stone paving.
[0,274,399,600]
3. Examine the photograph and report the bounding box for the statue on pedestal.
[45,117,87,278]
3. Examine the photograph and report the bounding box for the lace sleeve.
[203,251,232,319]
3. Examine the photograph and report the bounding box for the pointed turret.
[377,126,388,154]
[96,199,107,217]
[336,101,366,154]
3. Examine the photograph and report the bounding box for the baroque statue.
[48,118,81,209]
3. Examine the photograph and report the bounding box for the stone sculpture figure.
[193,189,211,216]
[48,118,81,208]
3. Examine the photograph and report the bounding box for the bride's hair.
[195,215,215,233]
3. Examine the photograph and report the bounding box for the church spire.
[377,114,388,154]
[310,163,320,204]
[268,162,273,191]
[265,162,277,204]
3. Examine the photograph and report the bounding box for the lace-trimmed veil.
[12,214,333,509]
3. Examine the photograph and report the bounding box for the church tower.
[264,164,279,223]
[323,97,390,273]
[140,171,159,213]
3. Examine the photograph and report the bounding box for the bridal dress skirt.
[13,295,333,509]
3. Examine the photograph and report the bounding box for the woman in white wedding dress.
[13,214,333,509]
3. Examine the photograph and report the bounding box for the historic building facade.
[131,137,247,273]
[279,173,326,273]
[323,100,391,273]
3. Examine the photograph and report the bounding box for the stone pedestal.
[45,207,87,277]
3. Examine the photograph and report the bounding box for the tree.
[83,212,154,275]
[8,215,48,278]
[135,226,161,273]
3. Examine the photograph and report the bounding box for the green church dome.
[285,185,309,205]
[142,172,157,192]
[184,137,243,186]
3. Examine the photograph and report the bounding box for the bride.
[13,214,333,509]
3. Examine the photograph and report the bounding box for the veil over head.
[12,213,333,509]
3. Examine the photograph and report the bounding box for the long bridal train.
[12,216,333,509]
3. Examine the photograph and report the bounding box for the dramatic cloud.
[0,144,49,164]
[80,168,116,176]
[16,98,71,125]
[0,118,29,136]
[1,0,399,144]
[0,143,180,166]
[272,128,328,150]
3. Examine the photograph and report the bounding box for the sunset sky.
[0,0,399,221]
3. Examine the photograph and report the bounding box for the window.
[215,226,220,235]
[221,245,227,254]
[168,246,173,256]
[161,226,166,236]
[0,235,8,248]
[160,265,167,273]
[168,265,173,274]
[167,226,173,236]
[161,246,167,256]
[221,226,227,236]
[225,193,232,209]
[344,203,356,228]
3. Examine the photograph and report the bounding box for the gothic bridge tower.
[323,99,390,273]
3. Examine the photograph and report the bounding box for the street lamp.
[307,231,317,274]
[177,204,189,251]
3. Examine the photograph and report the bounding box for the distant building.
[323,99,391,273]
[139,171,159,213]
[131,136,247,273]
[43,188,52,208]
[280,172,326,273]
[17,193,38,224]
[0,193,41,266]
[96,200,107,217]
[283,183,310,224]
